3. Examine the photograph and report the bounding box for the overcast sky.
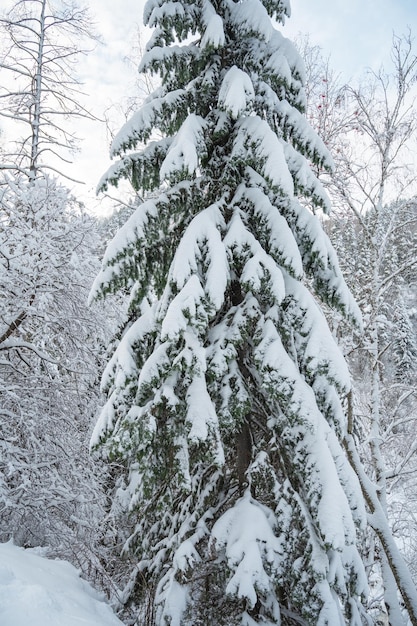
[72,0,417,210]
[285,0,417,79]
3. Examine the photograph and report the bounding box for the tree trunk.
[236,421,252,494]
[29,0,46,180]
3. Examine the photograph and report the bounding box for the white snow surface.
[218,66,255,119]
[201,1,225,49]
[0,542,123,626]
[210,492,282,610]
[160,114,207,180]
[229,0,273,42]
[168,203,229,311]
[233,117,294,195]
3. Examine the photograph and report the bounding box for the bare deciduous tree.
[302,32,417,625]
[0,0,98,182]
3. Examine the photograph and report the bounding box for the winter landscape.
[0,0,416,625]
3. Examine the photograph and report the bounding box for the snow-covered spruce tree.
[91,1,370,623]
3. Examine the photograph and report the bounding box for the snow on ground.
[0,541,124,626]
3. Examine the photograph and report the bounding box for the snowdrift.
[0,542,123,626]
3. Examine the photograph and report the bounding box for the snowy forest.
[0,0,416,625]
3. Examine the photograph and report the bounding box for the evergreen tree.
[91,0,370,623]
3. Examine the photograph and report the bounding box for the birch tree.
[332,39,417,624]
[301,34,417,624]
[0,0,96,181]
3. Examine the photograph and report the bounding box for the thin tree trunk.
[29,0,46,180]
[344,434,417,626]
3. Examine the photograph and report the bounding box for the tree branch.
[0,294,35,344]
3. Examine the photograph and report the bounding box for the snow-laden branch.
[0,164,31,175]
[0,60,32,77]
[378,256,417,296]
[0,337,57,364]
